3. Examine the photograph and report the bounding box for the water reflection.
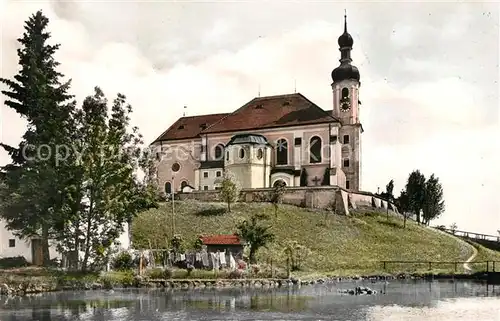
[0,280,498,321]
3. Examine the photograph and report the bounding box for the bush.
[147,268,173,279]
[112,252,135,271]
[0,256,29,269]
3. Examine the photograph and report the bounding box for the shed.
[199,234,244,259]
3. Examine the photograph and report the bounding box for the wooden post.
[454,262,457,272]
[428,262,432,270]
[493,261,496,272]
[286,257,291,278]
[139,253,143,276]
[486,261,489,272]
[383,261,386,270]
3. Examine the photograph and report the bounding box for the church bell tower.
[331,13,363,191]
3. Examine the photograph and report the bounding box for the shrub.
[112,251,135,271]
[148,268,172,279]
[0,256,29,269]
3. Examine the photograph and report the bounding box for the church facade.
[151,17,363,194]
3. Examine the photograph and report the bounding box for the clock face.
[340,101,351,112]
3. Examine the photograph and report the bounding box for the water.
[0,280,499,321]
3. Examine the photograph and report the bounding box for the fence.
[436,227,500,243]
[380,260,500,273]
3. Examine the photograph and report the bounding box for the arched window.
[214,144,224,160]
[164,182,172,194]
[181,181,188,189]
[273,179,287,187]
[309,136,322,163]
[239,147,245,159]
[276,139,288,165]
[341,87,349,100]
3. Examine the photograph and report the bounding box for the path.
[430,226,478,273]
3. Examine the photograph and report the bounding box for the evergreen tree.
[0,11,75,265]
[396,190,410,228]
[422,174,445,225]
[405,170,426,224]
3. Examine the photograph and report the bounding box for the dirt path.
[430,226,477,273]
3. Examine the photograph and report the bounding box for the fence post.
[454,262,457,272]
[428,262,432,270]
[383,261,386,270]
[486,261,489,272]
[271,259,273,278]
[493,261,496,272]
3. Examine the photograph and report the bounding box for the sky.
[0,1,499,235]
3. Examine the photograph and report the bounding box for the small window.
[341,88,349,100]
[216,171,222,177]
[203,172,209,178]
[214,144,224,160]
[203,186,208,191]
[343,135,350,144]
[294,137,302,146]
[343,159,350,167]
[8,239,15,248]
[215,186,221,190]
[257,148,263,160]
[171,162,180,172]
[178,125,185,130]
[239,148,245,159]
[282,100,290,106]
[226,151,229,161]
[200,123,207,130]
[329,135,337,143]
[346,181,350,189]
[164,182,172,194]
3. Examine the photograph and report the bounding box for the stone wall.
[176,186,398,216]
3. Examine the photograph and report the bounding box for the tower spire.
[344,9,347,33]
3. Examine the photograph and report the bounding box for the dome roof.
[226,133,270,146]
[331,63,360,82]
[338,31,353,48]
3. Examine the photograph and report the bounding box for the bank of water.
[0,279,499,321]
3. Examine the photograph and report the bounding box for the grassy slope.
[469,242,500,272]
[132,201,487,276]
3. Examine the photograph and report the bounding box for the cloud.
[1,1,499,234]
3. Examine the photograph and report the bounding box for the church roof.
[152,93,338,144]
[226,133,270,146]
[152,113,228,143]
[201,93,338,134]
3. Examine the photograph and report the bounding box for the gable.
[201,93,338,134]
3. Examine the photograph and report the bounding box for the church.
[151,16,363,194]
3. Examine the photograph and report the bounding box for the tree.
[421,174,445,225]
[0,11,75,265]
[236,213,275,264]
[270,180,286,218]
[396,190,410,228]
[321,167,330,186]
[450,222,458,234]
[54,88,157,271]
[220,171,240,213]
[300,168,308,186]
[405,170,426,224]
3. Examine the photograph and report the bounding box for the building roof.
[152,113,228,143]
[202,93,338,134]
[199,234,242,245]
[226,133,270,146]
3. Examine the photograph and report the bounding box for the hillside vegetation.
[131,201,494,276]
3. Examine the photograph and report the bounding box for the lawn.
[132,200,478,275]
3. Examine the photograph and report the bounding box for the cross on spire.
[312,176,322,186]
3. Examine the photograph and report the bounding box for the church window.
[276,139,288,165]
[181,181,188,189]
[216,171,222,177]
[343,159,350,167]
[341,88,350,100]
[239,147,245,159]
[171,162,180,172]
[203,186,208,191]
[257,148,263,160]
[9,239,15,248]
[343,135,350,144]
[226,151,229,161]
[309,136,322,163]
[294,137,302,146]
[214,144,224,160]
[346,181,350,189]
[178,125,185,130]
[203,172,208,178]
[164,182,172,194]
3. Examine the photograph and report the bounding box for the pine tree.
[0,11,75,265]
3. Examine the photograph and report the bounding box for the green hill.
[131,201,498,276]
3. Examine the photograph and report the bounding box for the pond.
[0,279,499,320]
